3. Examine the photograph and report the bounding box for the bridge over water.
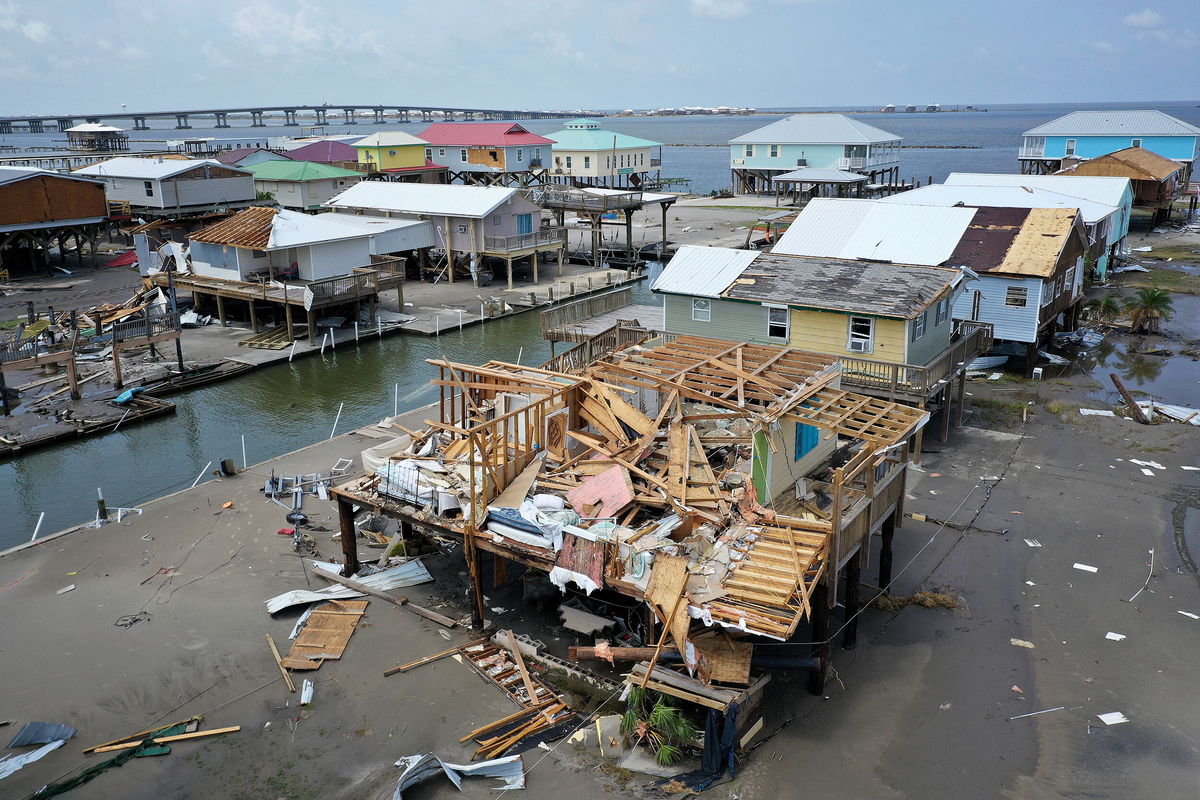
[0,104,602,134]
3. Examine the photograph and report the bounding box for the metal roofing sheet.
[352,131,429,148]
[544,126,661,150]
[74,157,250,179]
[283,139,360,163]
[416,122,555,147]
[943,172,1132,209]
[879,183,1118,225]
[216,147,290,165]
[772,198,976,265]
[773,167,868,183]
[723,252,956,319]
[1023,110,1200,137]
[326,181,517,218]
[247,159,361,181]
[650,245,761,298]
[729,114,901,145]
[64,122,124,132]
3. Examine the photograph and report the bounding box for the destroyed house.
[331,335,927,698]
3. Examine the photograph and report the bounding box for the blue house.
[729,114,900,194]
[1019,110,1200,178]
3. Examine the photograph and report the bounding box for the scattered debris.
[1105,632,1126,641]
[1096,712,1129,726]
[265,558,433,614]
[1072,563,1099,573]
[1178,611,1199,620]
[1008,706,1064,721]
[56,584,75,595]
[8,721,76,748]
[0,740,66,781]
[872,591,959,613]
[280,599,368,670]
[300,680,314,705]
[392,753,524,799]
[1024,539,1042,548]
[1009,638,1036,649]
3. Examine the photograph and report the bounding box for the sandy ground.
[1,314,1197,798]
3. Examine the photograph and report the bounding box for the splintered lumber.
[568,645,670,662]
[628,664,740,711]
[266,634,297,692]
[458,699,556,743]
[90,726,242,754]
[83,716,204,754]
[311,567,457,627]
[503,630,540,705]
[384,637,488,676]
[1110,372,1150,424]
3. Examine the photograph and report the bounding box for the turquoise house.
[1019,110,1200,178]
[729,114,900,193]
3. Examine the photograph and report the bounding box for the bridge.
[0,104,602,134]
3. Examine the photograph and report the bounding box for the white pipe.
[516,347,523,365]
[329,328,336,349]
[457,309,464,331]
[320,333,328,354]
[289,340,298,362]
[30,511,45,542]
[190,461,212,489]
[435,314,439,336]
[393,383,399,418]
[329,401,344,439]
[241,434,247,470]
[378,319,383,339]
[354,322,359,342]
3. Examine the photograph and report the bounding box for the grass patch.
[1117,267,1200,295]
[873,591,960,613]
[1044,400,1077,415]
[1137,244,1200,261]
[972,397,1027,414]
[0,318,22,330]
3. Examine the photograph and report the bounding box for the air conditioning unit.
[847,339,869,353]
[732,159,744,165]
[796,158,807,167]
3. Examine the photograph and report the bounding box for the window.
[584,156,591,168]
[691,298,711,322]
[847,316,874,353]
[488,150,498,162]
[493,215,502,226]
[143,180,153,197]
[744,144,753,157]
[1005,286,1028,307]
[910,310,927,341]
[251,249,266,259]
[767,306,789,339]
[425,148,432,159]
[794,423,819,461]
[438,148,446,157]
[565,156,573,168]
[535,148,541,159]
[1064,266,1076,296]
[1041,281,1055,306]
[1131,138,1142,148]
[456,224,467,234]
[1065,138,1076,156]
[516,149,523,161]
[770,144,779,158]
[935,297,949,325]
[606,156,611,170]
[388,149,396,156]
[460,149,468,162]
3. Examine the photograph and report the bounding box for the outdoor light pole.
[166,265,185,373]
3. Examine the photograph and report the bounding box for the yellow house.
[353,132,429,171]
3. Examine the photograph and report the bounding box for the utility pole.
[166,264,185,374]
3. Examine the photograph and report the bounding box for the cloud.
[1088,40,1118,54]
[0,2,49,42]
[1122,9,1162,28]
[18,18,47,41]
[689,0,749,19]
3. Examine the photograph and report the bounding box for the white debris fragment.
[1105,632,1126,641]
[1073,563,1099,573]
[1097,712,1129,726]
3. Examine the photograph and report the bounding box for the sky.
[1,0,1198,114]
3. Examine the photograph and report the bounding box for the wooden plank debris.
[280,600,368,670]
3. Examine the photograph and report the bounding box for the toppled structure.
[332,334,926,696]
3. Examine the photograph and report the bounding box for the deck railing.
[1019,147,1047,158]
[111,311,179,343]
[540,287,633,339]
[838,321,993,399]
[539,323,650,373]
[483,227,565,253]
[524,187,643,212]
[304,271,379,310]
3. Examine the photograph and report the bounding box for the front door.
[516,213,533,235]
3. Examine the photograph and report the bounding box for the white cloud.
[1122,9,1162,29]
[0,3,50,42]
[689,0,749,19]
[19,19,47,41]
[1088,40,1118,54]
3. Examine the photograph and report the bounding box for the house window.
[425,148,432,159]
[516,149,523,161]
[1041,281,1055,306]
[767,306,789,339]
[606,156,611,169]
[847,316,874,353]
[744,145,753,157]
[1005,286,1028,307]
[456,224,467,234]
[388,149,396,156]
[460,149,468,162]
[770,144,779,158]
[935,297,949,325]
[1065,138,1076,156]
[1131,138,1142,148]
[584,156,591,168]
[251,249,266,259]
[493,215,502,226]
[488,150,498,162]
[143,180,154,197]
[794,423,818,461]
[691,298,711,322]
[438,148,446,157]
[910,310,927,341]
[535,148,541,159]
[565,156,573,168]
[1064,266,1076,295]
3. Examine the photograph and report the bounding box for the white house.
[75,156,256,217]
[544,119,662,188]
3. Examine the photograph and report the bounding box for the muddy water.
[0,271,664,549]
[1084,293,1200,406]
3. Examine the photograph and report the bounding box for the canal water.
[0,269,664,549]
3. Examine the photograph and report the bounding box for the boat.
[966,355,1009,370]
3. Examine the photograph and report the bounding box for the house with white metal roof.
[75,156,256,217]
[729,114,902,194]
[1018,109,1200,177]
[326,181,564,287]
[544,119,662,189]
[879,179,1128,279]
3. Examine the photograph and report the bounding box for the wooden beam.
[90,726,242,754]
[266,634,297,692]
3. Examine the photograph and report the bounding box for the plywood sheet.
[565,464,634,518]
[281,600,368,670]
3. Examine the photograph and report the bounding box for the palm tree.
[1123,288,1174,334]
[1084,295,1121,324]
[620,686,698,766]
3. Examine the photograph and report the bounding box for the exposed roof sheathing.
[1059,147,1183,181]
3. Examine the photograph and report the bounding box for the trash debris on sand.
[1097,712,1130,726]
[1009,638,1036,649]
[393,753,524,799]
